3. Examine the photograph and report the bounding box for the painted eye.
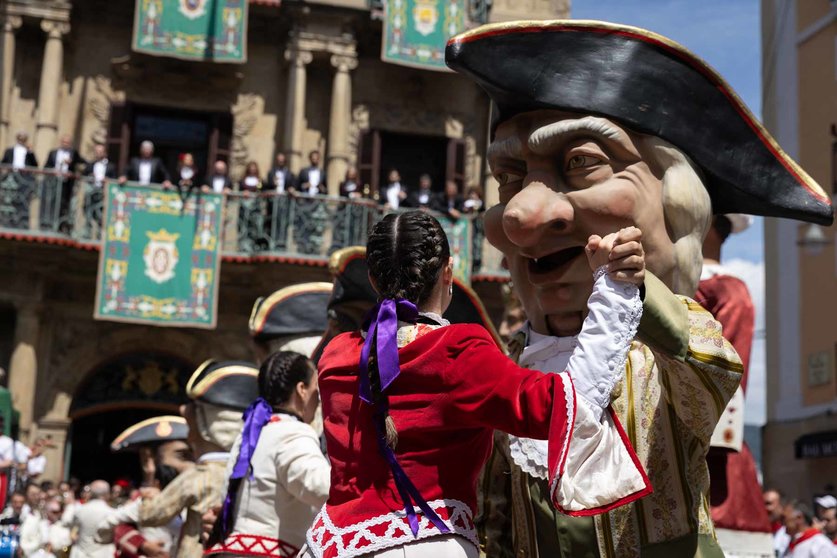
[495,172,522,185]
[566,155,600,170]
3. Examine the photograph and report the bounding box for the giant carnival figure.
[445,20,832,558]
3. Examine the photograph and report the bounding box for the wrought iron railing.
[0,167,506,277]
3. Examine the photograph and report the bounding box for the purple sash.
[359,299,450,537]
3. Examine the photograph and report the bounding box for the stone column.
[283,47,313,174]
[0,15,22,148]
[8,303,41,440]
[33,20,70,164]
[326,54,358,196]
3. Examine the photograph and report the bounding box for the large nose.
[502,181,574,249]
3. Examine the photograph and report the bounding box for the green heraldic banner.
[382,0,466,70]
[95,184,223,329]
[132,0,248,63]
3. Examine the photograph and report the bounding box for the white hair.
[641,136,712,295]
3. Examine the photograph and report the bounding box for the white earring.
[449,283,453,295]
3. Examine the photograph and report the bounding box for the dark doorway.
[357,130,467,199]
[378,132,448,193]
[105,103,233,180]
[68,408,169,485]
[67,351,195,484]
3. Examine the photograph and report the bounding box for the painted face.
[157,439,194,474]
[486,110,676,336]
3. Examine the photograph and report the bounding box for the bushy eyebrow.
[486,135,525,164]
[528,117,624,155]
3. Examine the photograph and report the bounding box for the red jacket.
[307,323,646,557]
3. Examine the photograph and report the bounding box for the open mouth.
[528,246,585,275]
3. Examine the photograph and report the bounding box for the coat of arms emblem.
[179,0,207,20]
[413,0,439,37]
[143,229,180,284]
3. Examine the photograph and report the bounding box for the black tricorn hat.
[110,416,188,452]
[328,247,378,317]
[185,360,259,411]
[446,20,832,225]
[249,283,332,342]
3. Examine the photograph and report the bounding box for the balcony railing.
[0,166,506,278]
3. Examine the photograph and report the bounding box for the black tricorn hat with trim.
[445,20,833,225]
[248,283,332,342]
[111,416,188,452]
[185,360,258,411]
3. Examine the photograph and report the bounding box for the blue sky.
[573,0,767,424]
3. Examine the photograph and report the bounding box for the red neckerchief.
[772,520,783,534]
[788,527,822,551]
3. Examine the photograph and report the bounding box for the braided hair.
[258,351,315,410]
[206,351,314,548]
[365,211,451,448]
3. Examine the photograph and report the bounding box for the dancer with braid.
[301,211,652,558]
[206,352,330,557]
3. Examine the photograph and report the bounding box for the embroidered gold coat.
[479,274,743,558]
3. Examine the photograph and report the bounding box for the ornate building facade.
[0,0,569,482]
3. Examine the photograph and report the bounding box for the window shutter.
[446,138,466,192]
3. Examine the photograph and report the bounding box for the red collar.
[788,527,822,551]
[772,520,783,534]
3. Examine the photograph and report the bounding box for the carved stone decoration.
[347,104,370,167]
[230,94,260,178]
[86,75,123,155]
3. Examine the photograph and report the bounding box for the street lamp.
[797,223,832,255]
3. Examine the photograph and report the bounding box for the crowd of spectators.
[0,132,484,253]
[0,476,146,557]
[764,488,837,557]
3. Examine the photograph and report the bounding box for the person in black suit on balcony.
[296,150,327,196]
[404,173,439,210]
[432,180,464,219]
[1,132,38,169]
[81,143,117,233]
[119,141,172,188]
[43,134,86,231]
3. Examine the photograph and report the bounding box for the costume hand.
[139,486,160,499]
[201,505,220,543]
[607,226,645,285]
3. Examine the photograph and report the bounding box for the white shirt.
[0,435,14,463]
[307,184,320,196]
[93,159,108,187]
[242,176,260,190]
[418,190,431,206]
[70,499,116,558]
[14,441,30,465]
[12,144,28,169]
[386,182,402,208]
[274,170,286,192]
[180,167,194,181]
[54,148,71,173]
[307,168,321,188]
[785,531,837,557]
[218,416,330,551]
[27,454,46,476]
[212,176,227,193]
[138,160,152,185]
[508,270,643,481]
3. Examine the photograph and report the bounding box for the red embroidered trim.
[205,533,300,557]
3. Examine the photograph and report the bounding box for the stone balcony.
[0,165,507,279]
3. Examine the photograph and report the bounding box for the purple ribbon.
[358,299,450,537]
[217,397,273,539]
[359,299,418,403]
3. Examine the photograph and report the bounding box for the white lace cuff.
[568,267,642,421]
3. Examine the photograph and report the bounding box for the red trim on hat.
[449,23,828,205]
